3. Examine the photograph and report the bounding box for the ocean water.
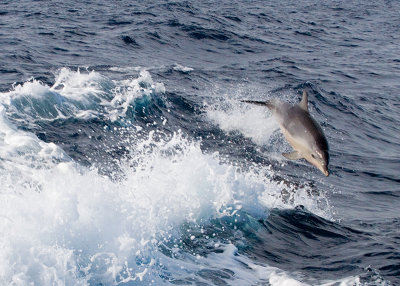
[0,0,399,285]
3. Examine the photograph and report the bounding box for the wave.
[0,127,329,284]
[1,68,165,124]
[0,70,338,284]
[0,68,377,285]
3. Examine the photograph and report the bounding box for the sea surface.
[0,0,399,285]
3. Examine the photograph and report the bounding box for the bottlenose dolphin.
[242,91,330,176]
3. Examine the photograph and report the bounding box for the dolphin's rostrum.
[242,90,330,176]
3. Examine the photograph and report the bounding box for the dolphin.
[242,90,330,176]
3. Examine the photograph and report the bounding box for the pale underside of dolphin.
[242,90,330,176]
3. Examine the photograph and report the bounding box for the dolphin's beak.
[317,164,329,176]
[308,157,330,177]
[321,166,329,176]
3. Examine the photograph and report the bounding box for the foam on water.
[0,68,165,123]
[0,102,335,284]
[172,64,193,73]
[51,67,112,102]
[109,70,166,121]
[206,97,279,146]
[150,242,362,286]
[159,243,308,286]
[0,69,361,285]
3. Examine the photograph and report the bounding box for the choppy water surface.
[0,0,399,285]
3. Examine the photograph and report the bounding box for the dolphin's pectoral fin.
[282,151,302,160]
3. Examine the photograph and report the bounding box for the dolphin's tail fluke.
[241,100,274,109]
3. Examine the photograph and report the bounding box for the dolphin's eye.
[311,154,317,159]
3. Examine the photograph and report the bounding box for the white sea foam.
[109,66,143,72]
[109,70,165,121]
[0,103,335,284]
[10,78,50,100]
[173,64,193,73]
[0,68,165,122]
[158,243,362,286]
[206,98,279,146]
[0,69,357,285]
[51,67,113,103]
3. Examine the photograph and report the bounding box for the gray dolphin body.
[242,91,330,176]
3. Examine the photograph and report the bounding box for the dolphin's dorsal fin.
[299,90,308,111]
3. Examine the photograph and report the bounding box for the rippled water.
[0,0,399,285]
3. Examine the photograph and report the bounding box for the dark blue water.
[1,0,399,285]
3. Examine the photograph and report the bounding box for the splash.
[206,97,279,146]
[0,103,333,284]
[0,68,342,285]
[109,70,166,121]
[0,68,165,122]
